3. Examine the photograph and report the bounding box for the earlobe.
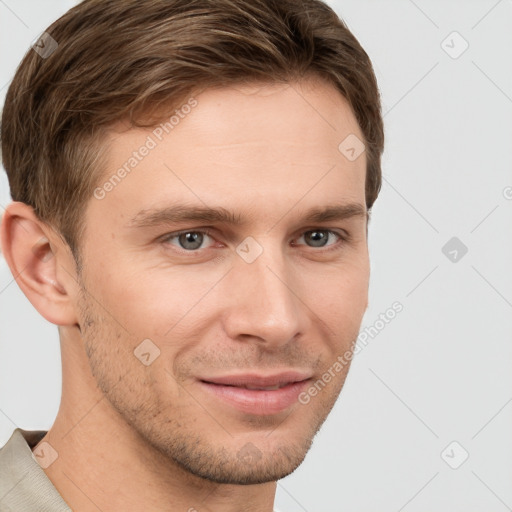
[0,201,79,326]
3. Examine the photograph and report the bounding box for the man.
[0,0,384,510]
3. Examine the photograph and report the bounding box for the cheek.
[90,258,226,351]
[312,258,369,313]
[311,261,369,349]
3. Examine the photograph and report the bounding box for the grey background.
[1,1,511,511]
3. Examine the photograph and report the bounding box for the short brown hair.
[1,0,384,260]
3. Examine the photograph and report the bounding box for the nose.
[221,242,310,348]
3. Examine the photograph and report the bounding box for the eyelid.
[159,227,217,247]
[293,229,349,250]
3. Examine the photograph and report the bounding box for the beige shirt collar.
[0,428,71,511]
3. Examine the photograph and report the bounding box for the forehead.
[90,78,366,229]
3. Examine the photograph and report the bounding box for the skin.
[1,77,369,512]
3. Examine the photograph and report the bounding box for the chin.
[174,440,312,485]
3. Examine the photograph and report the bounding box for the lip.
[198,371,312,415]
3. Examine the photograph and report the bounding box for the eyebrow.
[128,202,368,229]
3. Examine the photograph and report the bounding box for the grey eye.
[303,230,330,247]
[177,232,205,250]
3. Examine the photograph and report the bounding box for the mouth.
[198,371,312,415]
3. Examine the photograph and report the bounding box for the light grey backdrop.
[1,1,511,511]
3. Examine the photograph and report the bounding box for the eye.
[295,229,345,249]
[160,228,348,254]
[162,229,215,251]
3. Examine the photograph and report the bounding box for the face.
[76,78,369,484]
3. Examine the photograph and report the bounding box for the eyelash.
[160,228,350,255]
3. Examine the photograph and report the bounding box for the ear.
[0,201,80,326]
